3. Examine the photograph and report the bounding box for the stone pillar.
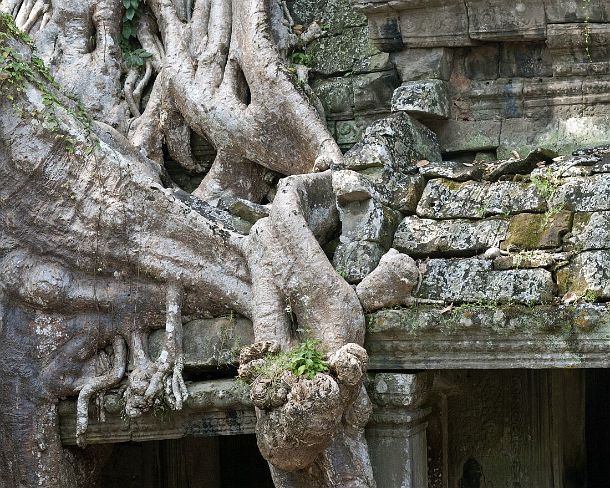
[366,372,433,488]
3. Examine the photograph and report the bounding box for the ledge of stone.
[366,304,610,369]
[59,379,254,446]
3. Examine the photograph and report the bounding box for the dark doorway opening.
[586,369,610,488]
[100,435,274,488]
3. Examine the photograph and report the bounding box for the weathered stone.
[557,251,610,299]
[352,70,400,113]
[567,212,610,251]
[362,12,404,51]
[396,2,472,48]
[390,48,453,82]
[462,45,500,80]
[333,168,425,213]
[547,23,610,76]
[338,198,402,248]
[465,0,546,41]
[499,115,610,161]
[545,0,609,23]
[335,120,362,146]
[308,26,375,75]
[356,249,419,311]
[418,160,483,181]
[366,304,610,369]
[312,77,354,119]
[393,216,509,257]
[149,317,254,370]
[493,251,573,270]
[426,120,501,154]
[499,42,553,78]
[550,174,610,212]
[391,80,450,119]
[341,112,442,172]
[416,179,547,219]
[416,258,555,304]
[352,51,393,74]
[225,198,270,224]
[333,239,386,283]
[500,211,572,251]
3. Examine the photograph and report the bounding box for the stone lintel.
[366,304,610,369]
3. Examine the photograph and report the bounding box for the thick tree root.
[123,282,188,418]
[76,336,127,447]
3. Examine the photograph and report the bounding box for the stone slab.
[393,216,509,257]
[498,115,610,160]
[416,257,555,304]
[545,0,609,23]
[500,211,573,251]
[59,379,255,446]
[426,120,501,154]
[341,112,442,172]
[392,80,450,119]
[390,47,453,81]
[366,304,610,369]
[567,211,610,251]
[416,179,547,219]
[557,250,610,299]
[551,174,610,212]
[465,0,546,41]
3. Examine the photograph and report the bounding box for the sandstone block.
[551,174,610,212]
[567,212,610,251]
[333,168,425,213]
[557,251,610,299]
[339,198,402,248]
[390,48,453,82]
[393,216,509,257]
[416,179,547,219]
[500,211,572,251]
[333,240,386,283]
[352,70,400,113]
[341,112,441,172]
[426,120,501,154]
[391,80,450,119]
[465,0,546,41]
[416,257,555,304]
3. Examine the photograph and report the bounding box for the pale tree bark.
[0,1,376,487]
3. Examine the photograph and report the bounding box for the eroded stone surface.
[416,258,555,304]
[393,216,509,257]
[391,80,450,118]
[557,250,610,299]
[567,211,610,251]
[416,179,547,219]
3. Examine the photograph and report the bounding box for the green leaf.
[125,8,136,20]
[122,24,132,40]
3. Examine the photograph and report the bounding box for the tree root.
[123,282,188,418]
[76,335,127,447]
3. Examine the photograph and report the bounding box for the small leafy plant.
[120,0,152,67]
[287,339,328,379]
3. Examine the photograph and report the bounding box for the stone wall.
[287,0,399,150]
[299,0,610,158]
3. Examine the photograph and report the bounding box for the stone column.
[366,372,433,488]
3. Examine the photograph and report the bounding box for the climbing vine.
[120,0,152,67]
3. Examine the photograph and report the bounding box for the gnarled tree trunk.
[0,1,374,486]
